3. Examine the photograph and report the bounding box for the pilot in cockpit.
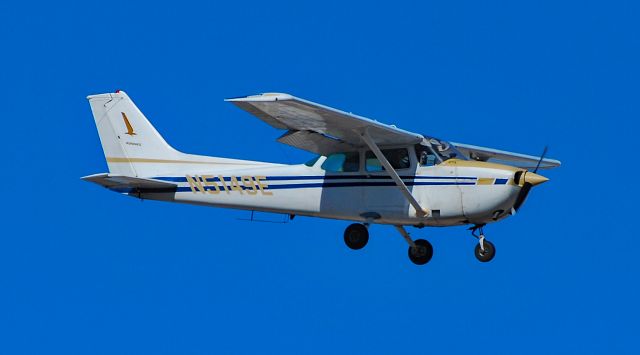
[434,142,457,161]
[417,137,465,166]
[416,144,437,166]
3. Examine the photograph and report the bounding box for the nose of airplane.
[512,170,550,212]
[514,170,549,187]
[523,171,549,186]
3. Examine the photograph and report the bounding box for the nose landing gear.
[470,225,496,262]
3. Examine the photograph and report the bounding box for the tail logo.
[121,112,136,136]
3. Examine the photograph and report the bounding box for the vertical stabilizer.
[87,91,179,176]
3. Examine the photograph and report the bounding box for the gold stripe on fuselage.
[441,159,523,172]
[476,178,494,185]
[105,157,252,165]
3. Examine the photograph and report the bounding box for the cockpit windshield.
[418,136,467,164]
[429,137,465,161]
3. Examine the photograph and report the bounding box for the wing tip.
[544,159,562,168]
[225,92,294,102]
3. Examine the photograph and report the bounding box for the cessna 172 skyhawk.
[83,91,560,265]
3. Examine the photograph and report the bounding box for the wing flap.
[276,130,355,155]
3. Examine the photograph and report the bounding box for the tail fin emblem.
[121,112,136,136]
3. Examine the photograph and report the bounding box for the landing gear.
[475,240,495,262]
[408,239,433,265]
[344,223,369,250]
[395,225,433,265]
[470,225,496,262]
[342,223,496,264]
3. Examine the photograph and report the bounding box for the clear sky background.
[1,1,638,354]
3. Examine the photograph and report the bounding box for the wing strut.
[360,129,429,217]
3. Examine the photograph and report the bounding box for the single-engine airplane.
[83,91,560,265]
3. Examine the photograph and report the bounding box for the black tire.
[474,240,496,262]
[343,223,369,250]
[408,239,433,265]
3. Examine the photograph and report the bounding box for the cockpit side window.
[321,152,360,172]
[365,148,410,172]
[416,144,437,166]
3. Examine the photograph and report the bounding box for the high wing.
[226,93,423,155]
[226,92,561,170]
[451,142,561,170]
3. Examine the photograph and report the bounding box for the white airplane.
[83,90,560,265]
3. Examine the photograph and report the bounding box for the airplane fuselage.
[129,157,523,227]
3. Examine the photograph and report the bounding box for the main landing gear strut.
[470,224,496,262]
[395,225,433,265]
[343,223,433,265]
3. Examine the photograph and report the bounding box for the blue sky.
[1,1,638,354]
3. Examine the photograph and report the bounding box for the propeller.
[532,146,548,173]
[513,146,549,212]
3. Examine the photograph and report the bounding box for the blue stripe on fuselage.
[153,175,478,182]
[111,180,477,194]
[495,178,509,185]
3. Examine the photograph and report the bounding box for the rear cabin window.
[321,152,360,172]
[304,155,321,167]
[365,148,410,172]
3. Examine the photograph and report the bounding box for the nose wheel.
[474,240,496,262]
[470,225,496,262]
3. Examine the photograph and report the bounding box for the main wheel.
[474,240,496,262]
[408,239,433,265]
[343,223,369,250]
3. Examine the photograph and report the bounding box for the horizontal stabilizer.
[81,173,177,191]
